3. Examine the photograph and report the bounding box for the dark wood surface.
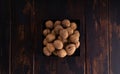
[0,0,120,74]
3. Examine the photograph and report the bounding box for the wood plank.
[85,0,109,74]
[109,0,120,74]
[11,0,33,74]
[34,0,85,74]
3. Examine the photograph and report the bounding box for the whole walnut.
[54,25,63,34]
[53,40,63,49]
[45,20,53,29]
[58,36,68,43]
[69,34,79,43]
[54,20,61,27]
[43,47,51,56]
[70,22,77,30]
[66,27,74,35]
[57,49,67,58]
[74,30,80,37]
[43,39,48,45]
[65,44,76,56]
[59,29,68,39]
[75,41,80,48]
[43,29,50,36]
[62,19,70,27]
[46,43,55,52]
[46,33,55,42]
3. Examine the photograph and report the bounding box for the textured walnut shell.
[54,20,61,27]
[43,47,51,56]
[54,25,63,34]
[65,44,76,56]
[43,29,50,36]
[46,43,55,52]
[57,49,67,58]
[59,29,68,39]
[62,19,70,27]
[66,27,74,35]
[45,20,53,29]
[75,41,80,48]
[43,39,48,45]
[70,22,77,30]
[69,34,79,43]
[74,30,80,37]
[46,33,55,42]
[53,40,63,49]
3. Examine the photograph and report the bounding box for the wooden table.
[0,0,120,74]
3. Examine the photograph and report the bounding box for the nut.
[45,20,53,29]
[53,40,63,49]
[59,29,68,39]
[70,22,77,30]
[66,44,76,56]
[43,29,50,36]
[46,43,55,52]
[57,49,67,58]
[43,47,51,56]
[62,19,70,27]
[46,33,55,42]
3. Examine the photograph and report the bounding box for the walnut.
[54,25,63,34]
[43,39,48,45]
[46,33,55,42]
[75,41,80,48]
[74,30,80,37]
[65,44,76,56]
[57,49,67,58]
[53,40,63,49]
[43,47,51,56]
[59,29,68,39]
[70,22,77,30]
[43,29,50,36]
[45,20,53,29]
[69,34,79,43]
[66,27,74,35]
[46,43,55,52]
[62,19,70,27]
[54,20,61,27]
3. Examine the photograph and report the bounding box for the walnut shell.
[75,41,80,48]
[54,20,61,27]
[54,25,63,34]
[57,49,67,58]
[53,40,63,49]
[46,33,55,42]
[43,39,48,45]
[46,43,55,52]
[43,47,51,56]
[59,29,68,39]
[62,19,70,27]
[69,34,79,43]
[74,30,80,37]
[45,20,53,29]
[43,29,50,36]
[66,27,74,35]
[65,44,76,56]
[70,22,77,30]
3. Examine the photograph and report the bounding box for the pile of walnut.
[43,19,80,58]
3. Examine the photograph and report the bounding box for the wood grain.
[109,0,120,74]
[85,0,109,74]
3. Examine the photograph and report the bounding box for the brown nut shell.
[62,19,70,27]
[57,49,67,58]
[66,44,76,56]
[53,40,63,49]
[70,22,77,30]
[43,29,50,36]
[69,34,79,43]
[43,39,48,45]
[45,20,53,29]
[59,29,68,39]
[46,43,55,52]
[75,41,80,48]
[43,47,51,56]
[66,27,74,35]
[54,20,61,27]
[54,25,63,34]
[46,33,55,42]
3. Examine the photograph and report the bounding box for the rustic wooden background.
[0,0,120,74]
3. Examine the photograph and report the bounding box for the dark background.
[0,0,120,74]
